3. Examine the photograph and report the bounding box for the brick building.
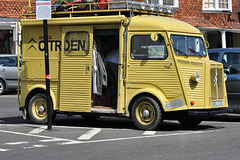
[173,0,240,48]
[0,0,55,55]
[0,0,239,55]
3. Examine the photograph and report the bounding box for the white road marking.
[5,141,28,145]
[78,128,101,140]
[0,148,11,152]
[0,126,217,147]
[39,138,67,142]
[29,126,46,134]
[143,131,156,135]
[59,130,215,145]
[23,144,47,149]
[0,129,76,143]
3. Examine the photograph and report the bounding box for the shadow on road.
[46,115,223,132]
[2,90,18,95]
[0,116,27,125]
[1,113,240,131]
[208,114,240,122]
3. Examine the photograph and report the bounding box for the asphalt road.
[1,92,240,160]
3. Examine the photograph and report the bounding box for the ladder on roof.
[21,1,173,18]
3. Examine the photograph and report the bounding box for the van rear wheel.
[131,96,163,130]
[28,93,55,124]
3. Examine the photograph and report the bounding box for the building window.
[0,30,14,54]
[203,0,232,12]
[151,0,179,8]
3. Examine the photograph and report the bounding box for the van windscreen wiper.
[174,48,188,57]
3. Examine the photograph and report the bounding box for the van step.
[91,106,117,114]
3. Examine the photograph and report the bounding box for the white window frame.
[156,0,179,8]
[203,0,232,12]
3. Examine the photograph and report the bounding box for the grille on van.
[210,67,224,100]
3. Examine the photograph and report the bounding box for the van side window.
[131,35,168,60]
[64,32,89,56]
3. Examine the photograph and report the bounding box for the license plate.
[213,100,223,107]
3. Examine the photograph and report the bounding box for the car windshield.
[171,35,207,57]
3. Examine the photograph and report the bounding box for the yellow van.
[18,1,228,130]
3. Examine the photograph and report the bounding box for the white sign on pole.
[36,0,52,20]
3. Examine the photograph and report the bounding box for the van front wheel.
[131,96,163,130]
[28,93,55,124]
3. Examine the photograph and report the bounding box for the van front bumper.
[188,108,232,116]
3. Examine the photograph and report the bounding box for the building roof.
[0,0,56,18]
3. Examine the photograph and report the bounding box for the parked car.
[0,54,20,95]
[209,48,240,113]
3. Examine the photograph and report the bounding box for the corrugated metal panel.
[60,57,91,112]
[59,27,92,113]
[128,60,182,98]
[180,66,204,101]
[178,60,204,108]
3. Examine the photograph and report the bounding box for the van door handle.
[164,62,173,68]
[86,65,89,74]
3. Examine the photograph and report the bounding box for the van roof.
[129,15,201,34]
[21,14,200,34]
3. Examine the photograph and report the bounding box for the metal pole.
[43,19,52,130]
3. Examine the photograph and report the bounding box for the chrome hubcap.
[38,105,45,113]
[143,109,150,117]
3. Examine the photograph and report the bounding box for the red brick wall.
[0,0,57,18]
[174,0,240,29]
[174,0,203,18]
[1,0,239,30]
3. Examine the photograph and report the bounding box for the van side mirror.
[205,41,209,48]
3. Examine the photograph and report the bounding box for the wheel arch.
[127,88,169,117]
[25,85,57,112]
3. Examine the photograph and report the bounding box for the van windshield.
[171,35,207,57]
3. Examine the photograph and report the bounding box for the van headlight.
[224,73,227,81]
[191,72,200,82]
[141,3,145,10]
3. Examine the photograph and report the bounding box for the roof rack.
[21,0,173,18]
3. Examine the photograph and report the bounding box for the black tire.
[0,80,6,95]
[28,93,56,124]
[178,117,202,127]
[131,96,163,130]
